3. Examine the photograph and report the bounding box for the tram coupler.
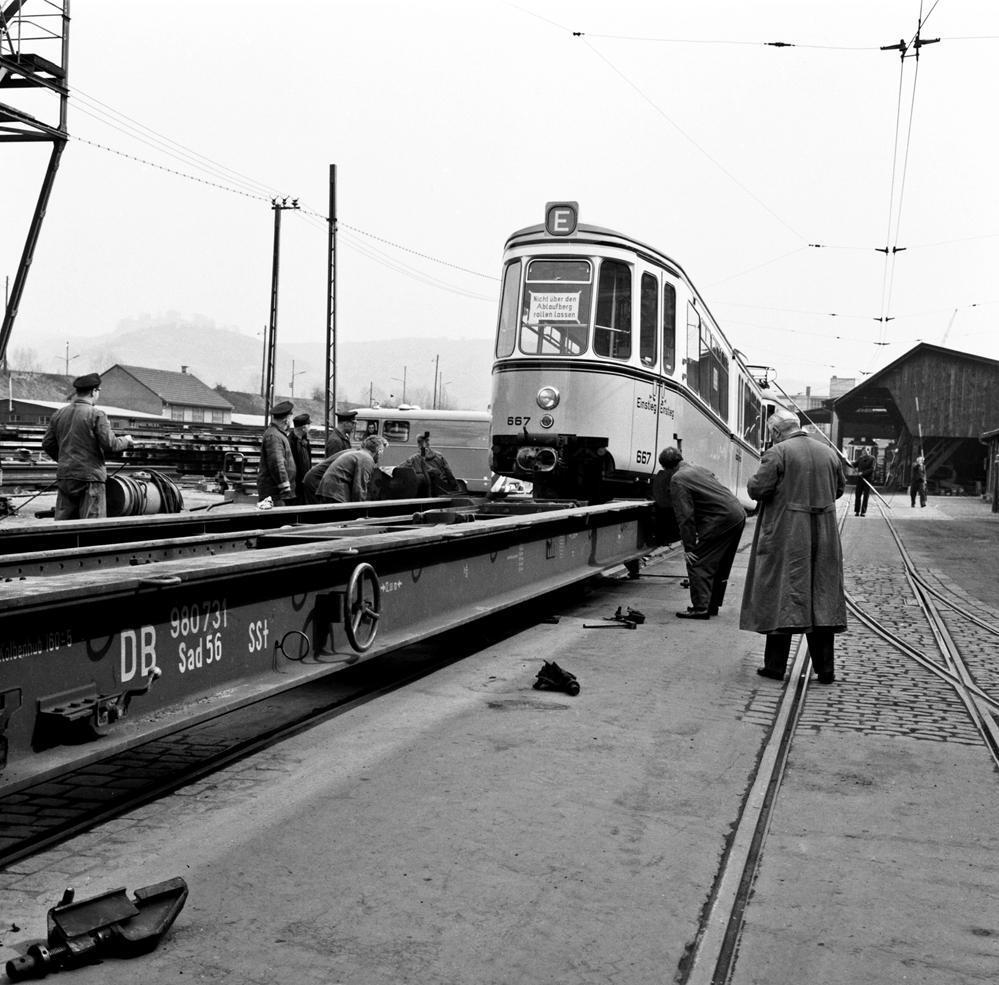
[533,660,580,696]
[4,877,189,981]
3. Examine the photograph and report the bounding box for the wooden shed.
[831,343,999,495]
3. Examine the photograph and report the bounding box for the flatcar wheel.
[344,562,381,653]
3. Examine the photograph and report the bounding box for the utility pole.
[289,358,305,398]
[263,197,299,413]
[324,164,338,446]
[432,353,440,409]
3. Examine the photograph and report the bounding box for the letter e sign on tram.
[545,201,578,237]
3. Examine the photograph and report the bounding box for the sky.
[3,0,998,397]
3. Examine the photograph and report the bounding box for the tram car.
[490,202,777,503]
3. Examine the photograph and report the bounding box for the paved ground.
[0,493,996,984]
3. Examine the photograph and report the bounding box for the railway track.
[679,501,999,985]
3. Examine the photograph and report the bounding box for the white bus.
[348,407,492,493]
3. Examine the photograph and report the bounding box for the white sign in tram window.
[529,291,581,322]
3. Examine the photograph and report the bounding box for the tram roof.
[505,222,752,373]
[505,223,688,272]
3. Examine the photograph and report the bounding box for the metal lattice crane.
[0,0,70,366]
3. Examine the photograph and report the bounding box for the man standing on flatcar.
[258,400,296,506]
[41,372,134,520]
[654,447,746,620]
[740,407,847,684]
[325,409,357,457]
[288,413,313,503]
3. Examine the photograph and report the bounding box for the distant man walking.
[653,447,746,619]
[852,448,876,517]
[258,400,296,505]
[41,372,134,521]
[740,407,847,684]
[910,456,927,508]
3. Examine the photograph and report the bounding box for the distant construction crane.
[0,0,70,366]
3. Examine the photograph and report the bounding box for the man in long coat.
[654,447,746,619]
[257,400,296,505]
[740,407,846,684]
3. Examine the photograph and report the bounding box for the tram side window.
[742,380,762,449]
[496,260,521,359]
[594,260,632,360]
[700,329,729,420]
[663,282,676,374]
[686,303,701,394]
[354,418,379,440]
[639,273,658,367]
[519,259,591,356]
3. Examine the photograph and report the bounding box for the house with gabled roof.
[98,364,234,424]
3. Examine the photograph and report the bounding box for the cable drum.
[106,470,185,517]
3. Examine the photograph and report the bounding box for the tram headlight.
[537,386,560,410]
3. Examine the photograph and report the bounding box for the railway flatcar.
[490,202,776,503]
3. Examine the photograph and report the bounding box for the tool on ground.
[583,621,636,630]
[5,877,189,981]
[533,660,580,696]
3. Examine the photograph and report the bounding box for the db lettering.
[120,627,158,683]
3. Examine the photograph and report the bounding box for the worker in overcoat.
[257,400,296,505]
[317,435,383,503]
[739,406,847,684]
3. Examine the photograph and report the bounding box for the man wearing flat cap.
[42,372,134,520]
[325,409,357,457]
[258,400,296,506]
[287,413,313,504]
[740,406,847,685]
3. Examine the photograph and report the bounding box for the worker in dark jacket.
[654,447,746,619]
[257,400,296,505]
[740,407,847,684]
[317,436,382,503]
[287,413,313,503]
[852,448,876,517]
[400,431,460,496]
[324,409,357,457]
[41,372,134,520]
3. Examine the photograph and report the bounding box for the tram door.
[634,269,663,477]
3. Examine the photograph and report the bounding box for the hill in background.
[11,314,494,411]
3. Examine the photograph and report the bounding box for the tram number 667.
[635,449,652,465]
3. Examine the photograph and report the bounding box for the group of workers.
[654,405,851,686]
[39,374,459,520]
[257,400,459,506]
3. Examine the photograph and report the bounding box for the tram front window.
[594,259,632,360]
[519,259,592,356]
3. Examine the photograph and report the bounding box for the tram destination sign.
[545,201,578,237]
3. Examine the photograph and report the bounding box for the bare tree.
[9,347,43,372]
